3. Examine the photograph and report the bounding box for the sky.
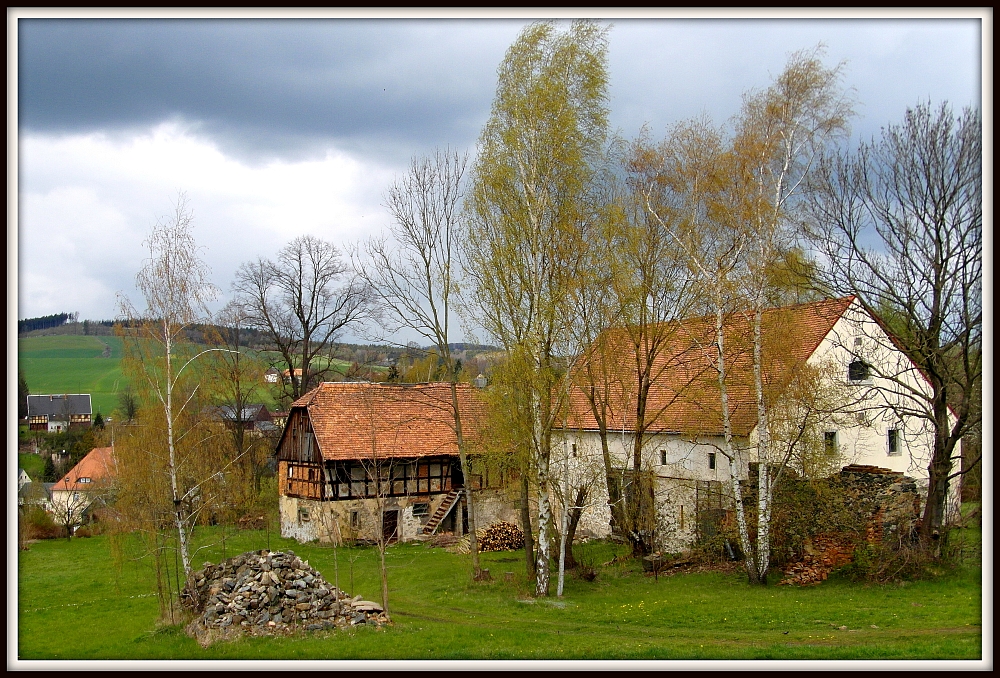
[10,10,987,344]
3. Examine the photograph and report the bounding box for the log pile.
[182,550,386,643]
[476,521,525,552]
[778,535,856,586]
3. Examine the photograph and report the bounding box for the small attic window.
[848,359,871,383]
[78,477,92,484]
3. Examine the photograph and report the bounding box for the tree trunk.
[520,474,536,579]
[450,380,481,577]
[563,485,588,570]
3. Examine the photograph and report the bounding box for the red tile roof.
[53,446,117,492]
[291,382,486,462]
[567,297,854,437]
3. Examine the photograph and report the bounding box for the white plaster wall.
[809,301,961,519]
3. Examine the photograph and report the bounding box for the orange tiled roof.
[291,382,486,461]
[53,446,117,492]
[567,297,854,437]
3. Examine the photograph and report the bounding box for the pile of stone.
[182,550,386,641]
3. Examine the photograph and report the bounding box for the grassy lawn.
[18,335,127,417]
[17,529,983,662]
[18,453,47,481]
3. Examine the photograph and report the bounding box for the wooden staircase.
[422,490,462,535]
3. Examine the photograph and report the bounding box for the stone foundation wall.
[279,489,520,544]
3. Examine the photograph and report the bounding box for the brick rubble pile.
[778,535,855,586]
[183,550,386,640]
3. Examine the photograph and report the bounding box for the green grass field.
[18,453,47,481]
[18,335,127,418]
[16,528,983,662]
[18,334,371,418]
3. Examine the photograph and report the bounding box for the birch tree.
[355,148,486,578]
[641,48,853,584]
[724,45,853,584]
[118,193,223,578]
[464,19,610,596]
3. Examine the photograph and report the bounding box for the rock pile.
[183,550,386,641]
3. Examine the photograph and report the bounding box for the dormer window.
[848,359,871,383]
[78,477,91,484]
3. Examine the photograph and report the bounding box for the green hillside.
[18,335,127,418]
[18,334,387,418]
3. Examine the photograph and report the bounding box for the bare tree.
[206,300,274,517]
[805,101,982,549]
[355,148,487,577]
[233,235,372,402]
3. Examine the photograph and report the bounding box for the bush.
[841,541,934,583]
[20,507,64,540]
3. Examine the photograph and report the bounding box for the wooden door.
[382,509,399,544]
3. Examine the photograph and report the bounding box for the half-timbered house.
[275,381,515,544]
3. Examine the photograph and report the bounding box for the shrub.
[841,541,934,583]
[21,507,63,540]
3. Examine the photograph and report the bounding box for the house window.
[887,429,900,456]
[298,508,310,523]
[824,431,838,456]
[287,464,294,479]
[79,477,92,484]
[412,502,430,518]
[659,449,667,465]
[708,453,716,470]
[571,443,577,458]
[848,360,871,382]
[350,510,360,529]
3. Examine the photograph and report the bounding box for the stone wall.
[279,488,519,544]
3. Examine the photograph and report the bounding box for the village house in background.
[216,403,278,433]
[560,296,958,552]
[276,382,515,544]
[48,445,118,534]
[26,394,93,433]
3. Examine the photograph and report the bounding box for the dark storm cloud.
[18,19,525,161]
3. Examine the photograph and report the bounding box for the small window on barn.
[412,502,430,518]
[350,510,360,529]
[571,443,577,458]
[824,431,838,456]
[298,508,310,523]
[848,359,871,383]
[708,453,716,470]
[287,464,294,479]
[887,429,900,456]
[659,449,667,465]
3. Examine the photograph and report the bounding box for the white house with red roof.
[559,296,957,551]
[49,446,117,533]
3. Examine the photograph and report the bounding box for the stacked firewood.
[778,535,856,586]
[476,521,525,552]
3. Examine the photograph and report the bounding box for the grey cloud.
[18,19,525,163]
